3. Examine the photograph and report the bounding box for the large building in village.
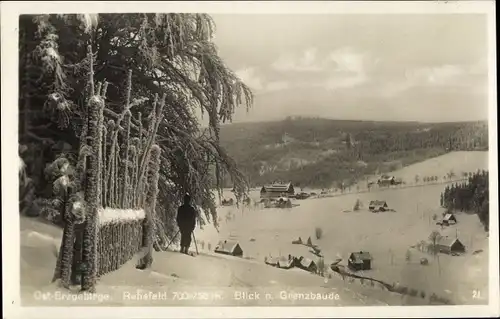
[260,182,295,199]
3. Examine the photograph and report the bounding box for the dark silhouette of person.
[176,193,197,254]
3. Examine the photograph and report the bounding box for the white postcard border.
[2,1,498,318]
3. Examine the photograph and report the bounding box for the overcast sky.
[207,14,488,124]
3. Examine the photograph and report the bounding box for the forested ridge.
[219,116,488,188]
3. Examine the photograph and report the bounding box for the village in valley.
[203,151,489,305]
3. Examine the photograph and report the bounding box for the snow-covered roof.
[215,240,241,253]
[443,213,456,221]
[350,251,373,261]
[277,257,294,268]
[437,237,464,248]
[299,257,316,268]
[261,182,293,192]
[369,200,387,206]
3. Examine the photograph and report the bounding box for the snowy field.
[19,151,490,306]
[199,185,489,305]
[196,151,490,305]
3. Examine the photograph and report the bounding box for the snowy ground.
[20,216,421,306]
[20,151,489,306]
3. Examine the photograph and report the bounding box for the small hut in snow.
[436,237,465,255]
[297,256,317,273]
[368,200,389,212]
[214,240,243,257]
[442,213,457,225]
[348,251,373,271]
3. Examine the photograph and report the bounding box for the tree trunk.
[60,221,75,288]
[71,223,84,285]
[52,191,75,288]
[52,222,71,284]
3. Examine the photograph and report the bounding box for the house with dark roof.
[348,251,373,271]
[297,256,317,273]
[436,237,465,255]
[368,200,389,212]
[377,175,395,187]
[260,182,295,199]
[442,213,457,225]
[214,240,243,257]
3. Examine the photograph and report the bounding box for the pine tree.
[20,13,253,257]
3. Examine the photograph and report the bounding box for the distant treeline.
[440,170,489,231]
[218,118,488,189]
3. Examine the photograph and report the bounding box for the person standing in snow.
[176,193,197,254]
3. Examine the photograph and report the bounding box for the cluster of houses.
[260,181,315,203]
[212,238,320,273]
[265,255,319,273]
[264,250,374,274]
[212,234,466,285]
[258,182,299,209]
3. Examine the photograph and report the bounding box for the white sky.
[208,14,489,123]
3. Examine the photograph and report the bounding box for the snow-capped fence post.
[129,143,139,207]
[106,120,115,207]
[81,68,104,291]
[114,143,121,207]
[120,71,132,208]
[102,124,108,207]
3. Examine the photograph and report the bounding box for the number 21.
[472,290,481,299]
